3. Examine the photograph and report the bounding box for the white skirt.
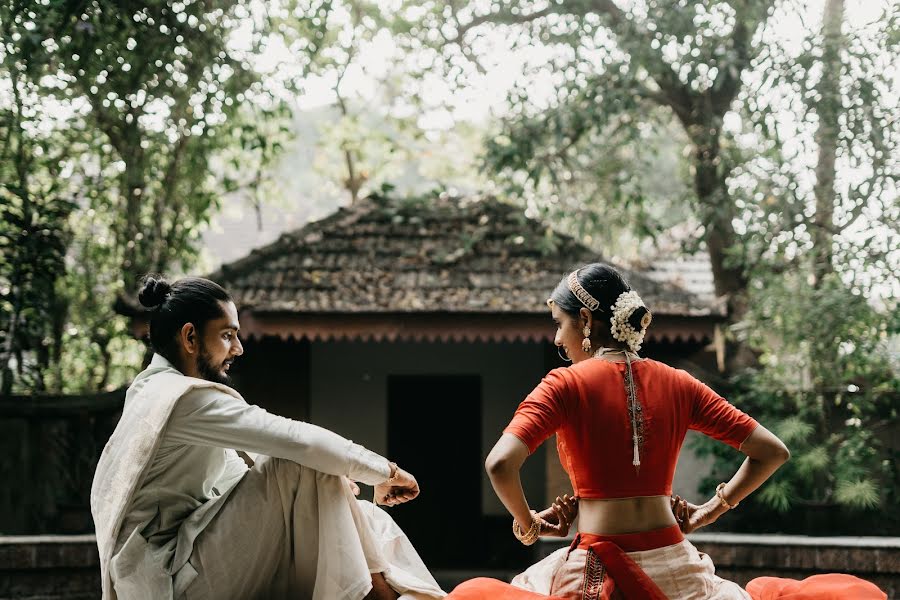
[511,539,750,600]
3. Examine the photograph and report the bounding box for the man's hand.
[537,494,578,537]
[375,466,420,507]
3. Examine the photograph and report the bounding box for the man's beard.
[197,345,230,385]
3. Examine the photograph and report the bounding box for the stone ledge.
[687,534,900,574]
[0,535,97,545]
[1,534,897,599]
[0,536,99,571]
[0,537,99,600]
[688,532,900,548]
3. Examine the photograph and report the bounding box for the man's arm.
[166,388,391,486]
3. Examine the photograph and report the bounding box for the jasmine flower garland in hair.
[610,291,651,352]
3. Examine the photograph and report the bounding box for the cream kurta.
[92,355,443,600]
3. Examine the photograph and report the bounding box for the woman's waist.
[572,523,685,553]
[576,495,678,536]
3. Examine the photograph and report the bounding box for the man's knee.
[256,455,303,477]
[256,456,342,486]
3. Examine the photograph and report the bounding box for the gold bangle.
[512,511,541,546]
[716,482,738,509]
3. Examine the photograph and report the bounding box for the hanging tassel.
[626,351,641,473]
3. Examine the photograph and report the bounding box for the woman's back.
[504,357,758,533]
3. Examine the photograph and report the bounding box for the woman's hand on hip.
[538,494,579,537]
[671,494,720,534]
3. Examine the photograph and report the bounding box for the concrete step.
[0,535,99,600]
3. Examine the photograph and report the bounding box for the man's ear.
[180,322,198,355]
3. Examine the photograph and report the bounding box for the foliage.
[690,0,899,529]
[0,0,320,394]
[698,274,898,516]
[0,0,77,394]
[726,2,899,285]
[50,0,287,291]
[275,1,488,204]
[0,193,73,394]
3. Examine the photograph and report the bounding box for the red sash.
[571,525,682,599]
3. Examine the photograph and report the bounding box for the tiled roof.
[210,194,722,317]
[632,254,718,307]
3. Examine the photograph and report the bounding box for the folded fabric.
[447,578,566,600]
[746,573,887,600]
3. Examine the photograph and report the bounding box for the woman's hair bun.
[138,275,172,308]
[628,305,651,331]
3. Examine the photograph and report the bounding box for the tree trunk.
[812,0,844,287]
[689,121,754,373]
[336,90,362,205]
[120,144,146,294]
[810,0,845,446]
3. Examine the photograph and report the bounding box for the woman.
[448,264,885,600]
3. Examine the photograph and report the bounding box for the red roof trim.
[238,311,716,345]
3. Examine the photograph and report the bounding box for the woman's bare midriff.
[577,495,678,535]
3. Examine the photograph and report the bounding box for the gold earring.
[582,326,591,353]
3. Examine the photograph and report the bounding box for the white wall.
[308,340,548,515]
[673,430,717,503]
[307,339,718,515]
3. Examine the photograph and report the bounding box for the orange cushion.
[446,578,567,600]
[746,573,887,600]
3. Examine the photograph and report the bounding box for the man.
[91,275,444,600]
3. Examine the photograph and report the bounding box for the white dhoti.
[177,456,445,600]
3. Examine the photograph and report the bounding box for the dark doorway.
[387,375,482,568]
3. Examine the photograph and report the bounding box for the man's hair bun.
[138,275,172,308]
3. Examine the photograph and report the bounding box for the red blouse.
[503,358,758,499]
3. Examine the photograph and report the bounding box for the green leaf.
[834,479,881,510]
[795,446,830,479]
[774,416,815,445]
[758,478,793,513]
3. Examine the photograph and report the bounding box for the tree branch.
[584,0,699,123]
[442,1,700,120]
[154,132,191,270]
[447,5,557,43]
[710,1,777,111]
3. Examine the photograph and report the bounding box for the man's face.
[195,301,243,384]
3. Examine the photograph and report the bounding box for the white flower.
[609,290,651,352]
